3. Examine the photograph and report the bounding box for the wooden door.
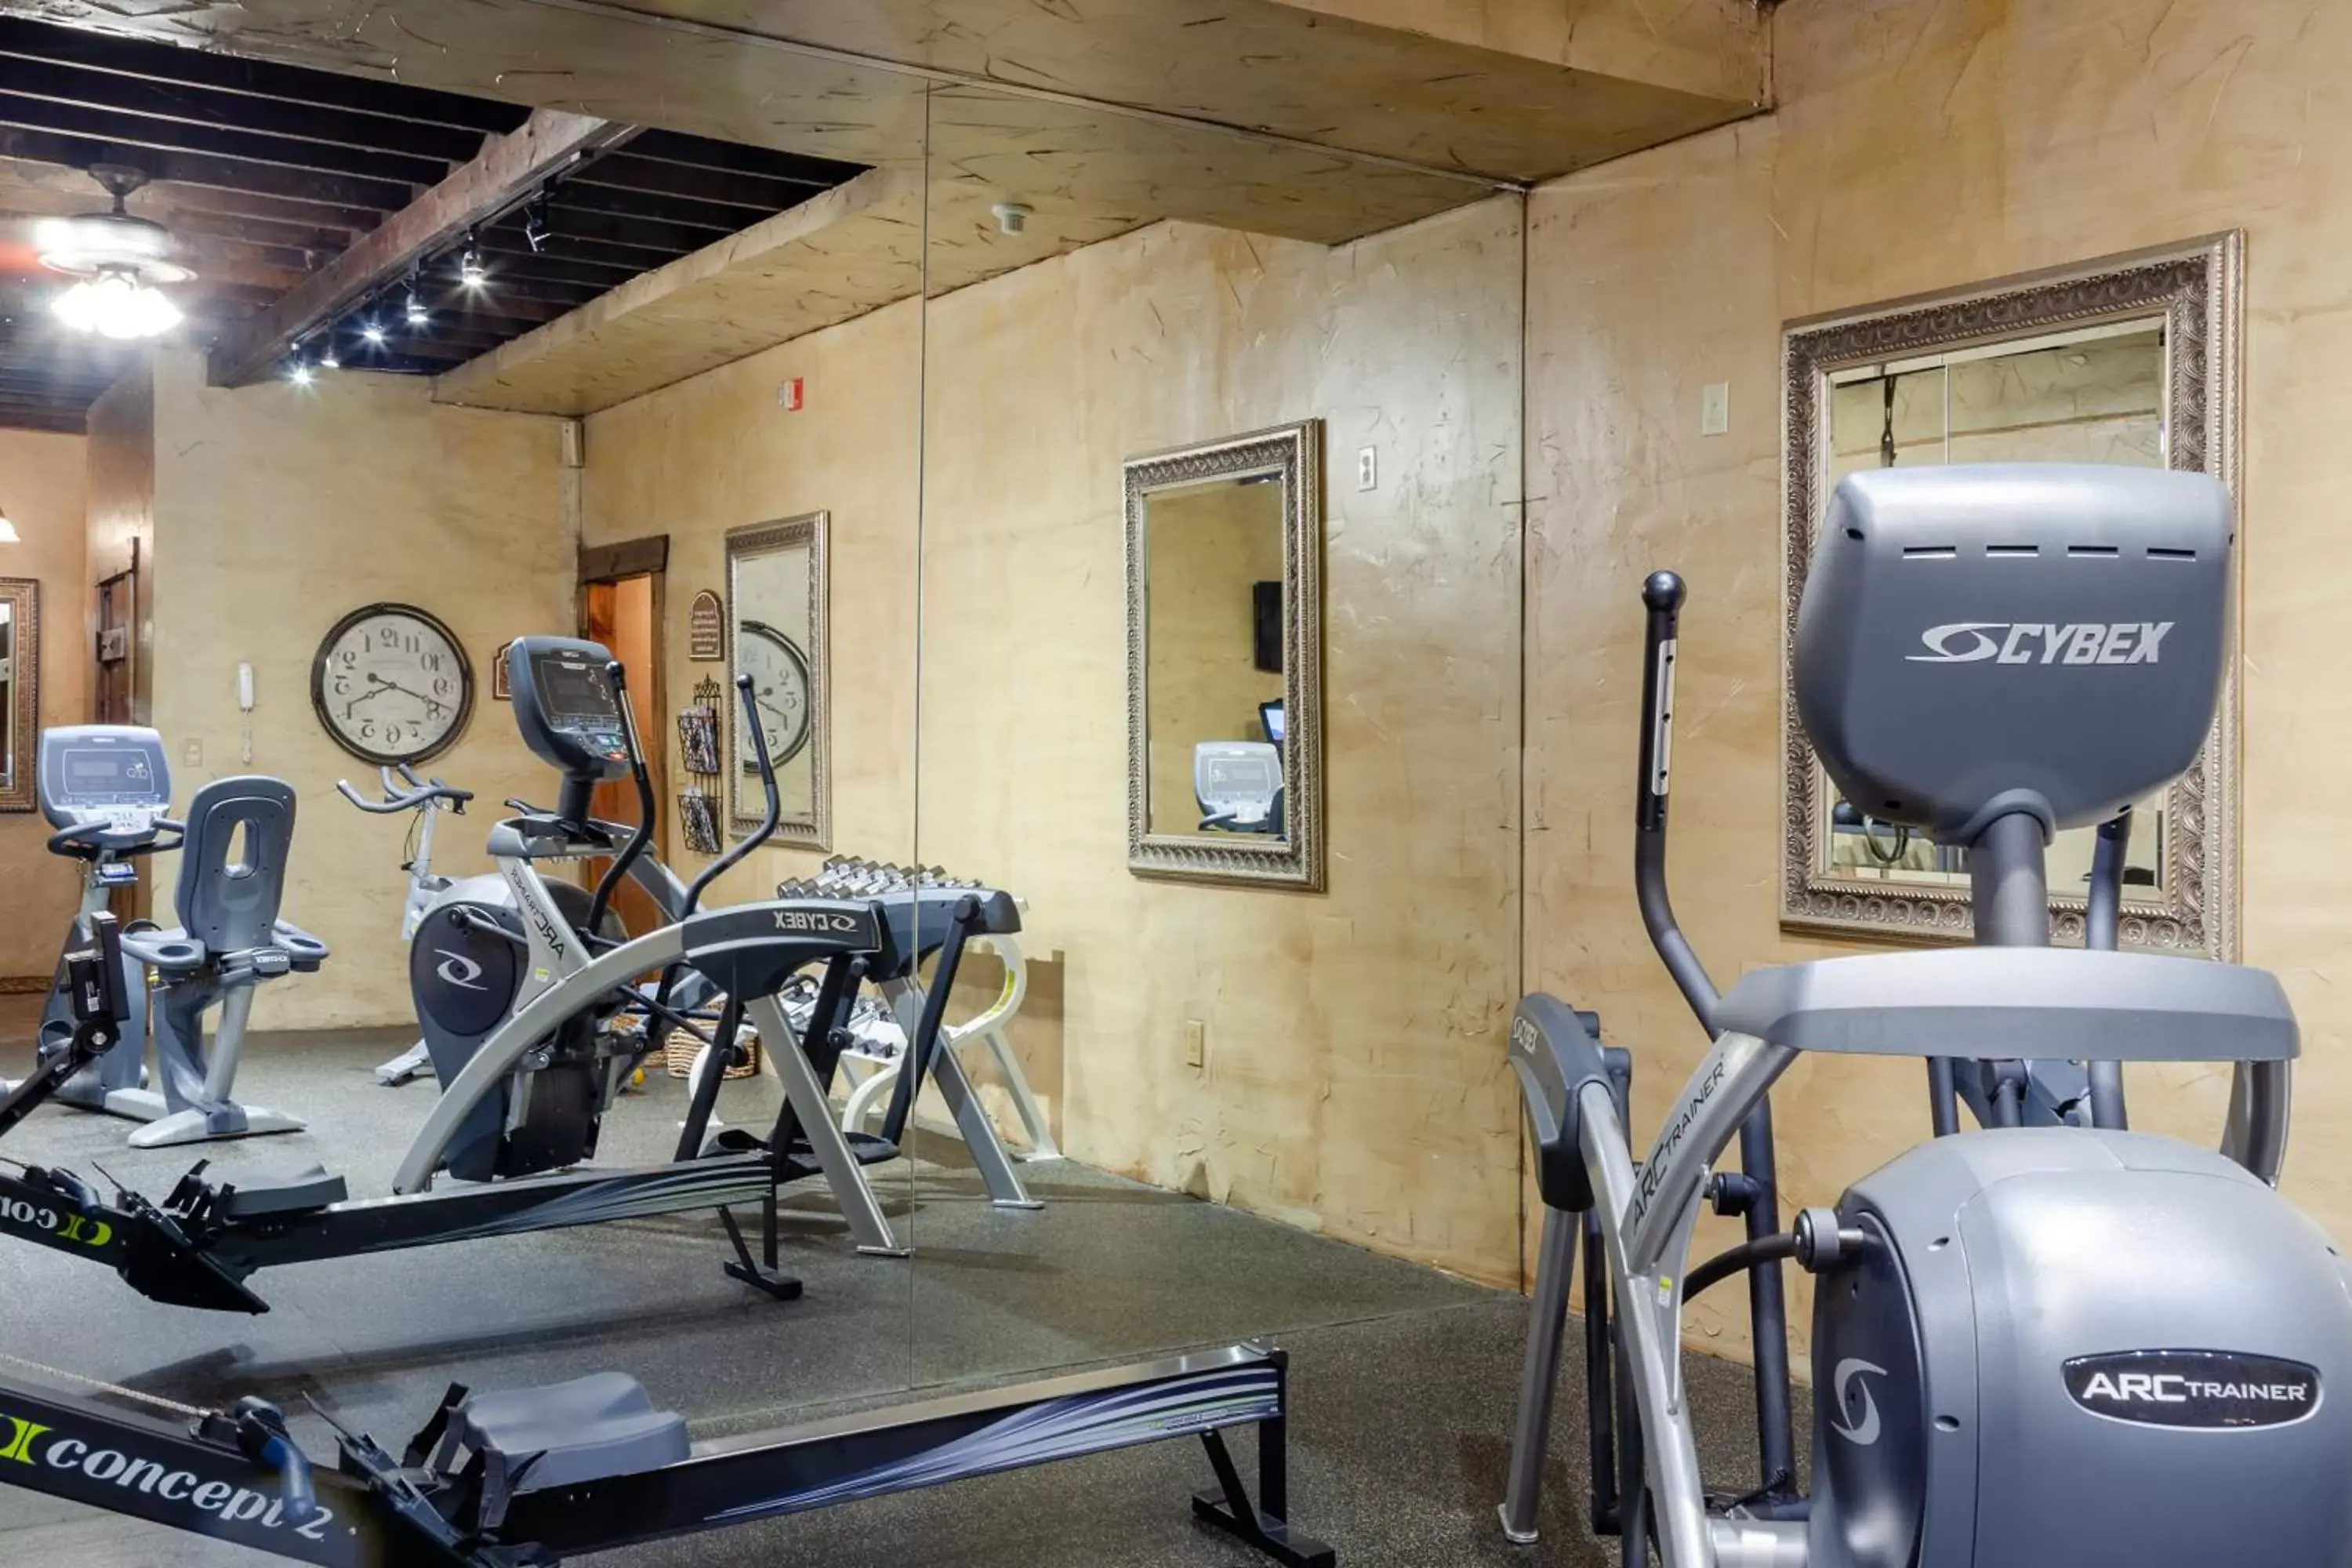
[580,566,665,936]
[93,544,140,922]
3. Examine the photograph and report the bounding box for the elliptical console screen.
[62,748,159,797]
[511,637,633,782]
[535,659,620,723]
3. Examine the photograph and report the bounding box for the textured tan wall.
[146,349,573,1030]
[1526,0,2352,1365]
[581,205,1528,1283]
[0,430,90,977]
[579,299,924,891]
[917,206,1527,1280]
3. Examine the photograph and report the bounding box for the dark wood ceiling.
[0,16,865,432]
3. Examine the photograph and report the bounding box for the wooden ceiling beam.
[0,56,491,165]
[0,125,413,209]
[0,18,524,135]
[0,89,448,186]
[209,109,636,387]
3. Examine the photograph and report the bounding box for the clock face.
[739,619,812,771]
[311,604,474,764]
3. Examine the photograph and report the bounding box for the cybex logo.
[2064,1350,2320,1428]
[1829,1358,1889,1446]
[433,949,488,992]
[0,1412,47,1465]
[1907,621,2174,666]
[775,909,861,935]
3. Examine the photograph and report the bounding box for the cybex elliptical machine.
[1501,465,2352,1567]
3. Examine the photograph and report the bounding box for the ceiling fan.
[35,164,194,339]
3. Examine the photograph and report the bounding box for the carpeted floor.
[0,1028,1806,1566]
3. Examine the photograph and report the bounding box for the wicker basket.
[663,1017,762,1080]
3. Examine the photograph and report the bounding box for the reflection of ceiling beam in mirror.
[8,0,1760,185]
[1824,318,2169,384]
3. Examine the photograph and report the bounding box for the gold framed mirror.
[724,513,829,849]
[1125,422,1323,890]
[1780,234,2241,956]
[0,578,35,812]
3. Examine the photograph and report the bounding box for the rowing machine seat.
[445,1372,688,1496]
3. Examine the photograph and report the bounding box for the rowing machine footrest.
[777,1132,898,1183]
[212,1163,349,1219]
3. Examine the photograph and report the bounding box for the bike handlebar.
[46,816,186,859]
[337,765,472,815]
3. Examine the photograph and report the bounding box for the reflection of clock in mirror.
[739,619,812,769]
[310,603,474,765]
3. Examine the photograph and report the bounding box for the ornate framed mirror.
[1780,234,2241,956]
[1125,421,1324,890]
[724,513,829,849]
[0,578,34,812]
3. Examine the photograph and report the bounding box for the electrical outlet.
[1356,446,1377,492]
[1183,1020,1207,1068]
[182,739,202,768]
[1700,382,1730,437]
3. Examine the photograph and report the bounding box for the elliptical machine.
[1501,464,2352,1567]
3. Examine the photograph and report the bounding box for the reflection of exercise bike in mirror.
[0,641,941,1311]
[1194,741,1284,834]
[5,724,328,1149]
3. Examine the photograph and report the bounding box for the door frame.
[579,535,670,926]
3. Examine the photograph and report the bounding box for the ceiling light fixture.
[39,165,193,340]
[361,319,387,346]
[289,358,314,387]
[522,196,552,254]
[318,339,340,370]
[457,234,487,289]
[405,279,430,327]
[0,507,18,545]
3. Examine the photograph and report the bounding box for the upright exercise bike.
[1501,464,2352,1567]
[338,762,474,1087]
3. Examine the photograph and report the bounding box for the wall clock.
[739,619,813,770]
[310,602,474,765]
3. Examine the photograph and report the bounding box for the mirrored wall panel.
[910,84,1529,1391]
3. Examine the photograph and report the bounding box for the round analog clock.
[310,603,474,765]
[739,619,813,770]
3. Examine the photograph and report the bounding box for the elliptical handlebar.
[1634,571,1721,1031]
[583,659,657,940]
[678,673,782,918]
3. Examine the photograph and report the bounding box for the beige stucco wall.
[1526,0,2352,1365]
[145,349,573,1030]
[0,429,89,978]
[584,203,1530,1283]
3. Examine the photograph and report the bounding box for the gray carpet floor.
[0,1029,1806,1566]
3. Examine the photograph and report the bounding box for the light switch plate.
[1183,1020,1207,1068]
[1700,382,1730,437]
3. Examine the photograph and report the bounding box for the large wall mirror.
[1782,234,2241,956]
[1126,422,1323,889]
[725,514,829,849]
[0,578,33,811]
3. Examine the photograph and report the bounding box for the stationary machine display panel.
[1195,741,1282,831]
[1259,701,1286,747]
[38,726,172,829]
[510,637,632,782]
